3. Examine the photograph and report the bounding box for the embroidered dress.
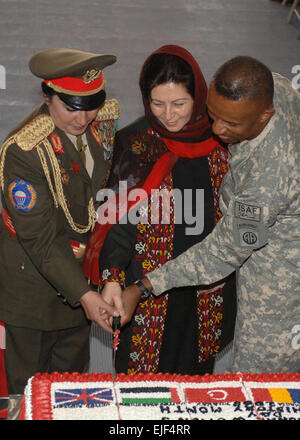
[98,119,236,375]
[83,45,236,375]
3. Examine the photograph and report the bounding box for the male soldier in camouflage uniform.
[116,56,300,373]
[0,49,120,393]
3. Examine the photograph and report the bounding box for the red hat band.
[45,70,105,96]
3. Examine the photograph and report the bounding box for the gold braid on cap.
[0,114,97,234]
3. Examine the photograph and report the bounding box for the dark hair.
[213,56,274,104]
[140,53,195,100]
[41,81,106,110]
[41,81,56,97]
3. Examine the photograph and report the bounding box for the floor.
[0,0,298,373]
[0,0,299,142]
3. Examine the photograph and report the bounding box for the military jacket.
[148,74,300,373]
[0,100,120,330]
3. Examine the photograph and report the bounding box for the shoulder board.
[95,98,120,122]
[13,114,55,151]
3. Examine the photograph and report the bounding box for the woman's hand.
[102,281,124,313]
[101,282,142,329]
[80,290,117,334]
[120,283,142,327]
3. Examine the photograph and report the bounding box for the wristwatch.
[134,279,152,300]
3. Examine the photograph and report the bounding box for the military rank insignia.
[50,132,64,154]
[8,179,37,212]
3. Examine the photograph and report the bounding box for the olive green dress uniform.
[0,49,120,393]
[0,100,120,329]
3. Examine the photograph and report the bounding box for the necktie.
[76,135,86,166]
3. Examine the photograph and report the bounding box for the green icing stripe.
[122,397,173,404]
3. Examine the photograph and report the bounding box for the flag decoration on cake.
[18,372,300,420]
[54,387,114,406]
[250,386,300,404]
[183,385,247,403]
[118,386,181,404]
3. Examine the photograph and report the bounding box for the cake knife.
[112,315,121,380]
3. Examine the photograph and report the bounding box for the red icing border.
[32,371,113,383]
[114,372,245,383]
[238,372,300,382]
[30,371,300,384]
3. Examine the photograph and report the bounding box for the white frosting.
[24,377,33,421]
[23,375,300,420]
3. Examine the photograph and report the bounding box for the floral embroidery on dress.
[127,143,229,373]
[128,295,168,373]
[197,288,223,362]
[208,145,229,224]
[101,267,126,286]
[128,174,174,373]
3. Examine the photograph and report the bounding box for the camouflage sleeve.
[147,173,298,296]
[147,204,251,295]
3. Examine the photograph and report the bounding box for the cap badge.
[83,69,101,84]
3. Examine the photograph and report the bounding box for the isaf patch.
[8,179,37,212]
[233,201,267,248]
[235,202,261,222]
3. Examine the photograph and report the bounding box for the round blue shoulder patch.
[8,179,37,212]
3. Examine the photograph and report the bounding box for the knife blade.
[112,315,121,380]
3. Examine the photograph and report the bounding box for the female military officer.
[0,48,120,394]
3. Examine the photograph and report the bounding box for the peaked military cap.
[29,48,117,110]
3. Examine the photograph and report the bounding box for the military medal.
[61,173,70,185]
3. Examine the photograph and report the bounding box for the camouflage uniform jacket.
[148,73,300,373]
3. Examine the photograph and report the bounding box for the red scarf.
[83,45,218,284]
